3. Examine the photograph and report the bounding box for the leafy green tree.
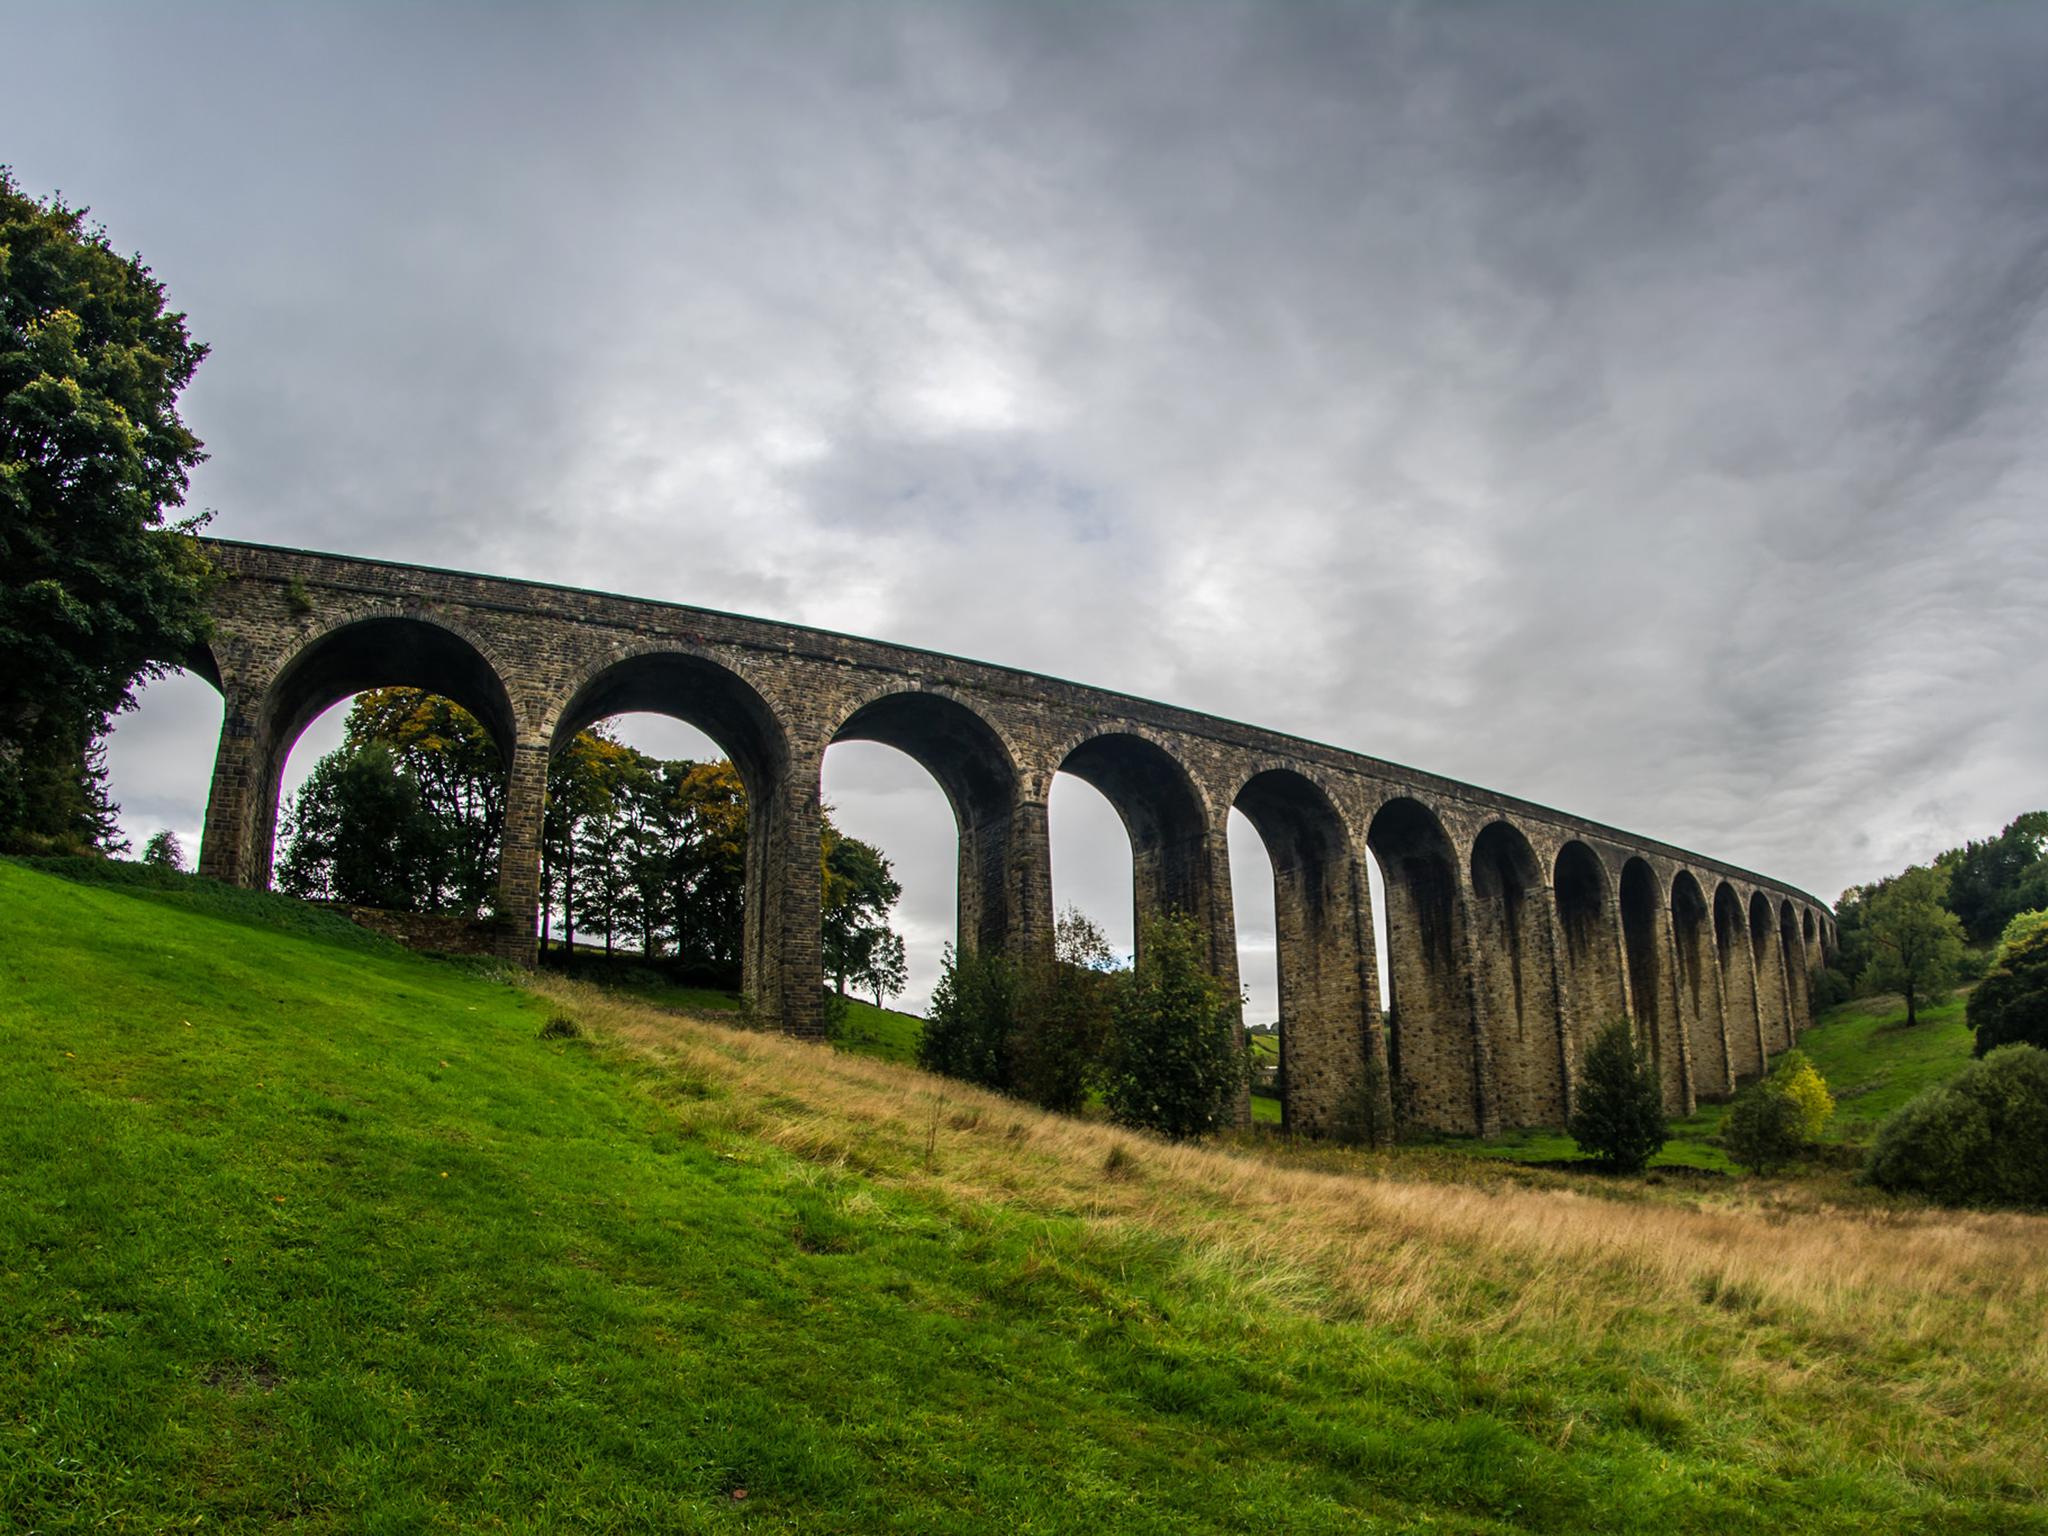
[345,689,505,914]
[1,171,213,852]
[1943,813,2048,947]
[1864,1045,2048,1208]
[275,744,441,909]
[821,824,903,997]
[1997,908,2048,960]
[1102,912,1245,1141]
[1968,930,2048,1057]
[140,828,184,871]
[1014,907,1122,1115]
[1567,1017,1668,1173]
[1859,864,1967,1025]
[917,943,1022,1092]
[1724,1080,1806,1175]
[861,928,908,1009]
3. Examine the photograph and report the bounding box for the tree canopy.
[1,170,212,852]
[1856,864,1966,1026]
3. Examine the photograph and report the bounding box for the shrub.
[1864,1045,2048,1207]
[1769,1049,1835,1140]
[1012,908,1120,1114]
[916,944,1021,1092]
[1808,965,1853,1012]
[1567,1018,1667,1173]
[1331,1040,1397,1148]
[1102,912,1245,1141]
[1968,929,2048,1056]
[1724,1081,1806,1175]
[1997,908,2048,959]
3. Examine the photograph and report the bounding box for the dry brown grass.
[530,973,2048,1492]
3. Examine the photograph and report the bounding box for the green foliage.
[1102,911,1245,1141]
[1857,864,1966,1025]
[1012,906,1121,1114]
[1809,964,1853,1011]
[0,171,212,852]
[1331,1038,1397,1148]
[1968,929,2048,1057]
[1723,1082,1807,1175]
[140,827,184,870]
[821,823,903,999]
[1942,812,2048,947]
[1567,1018,1668,1172]
[275,744,443,910]
[1769,1049,1835,1139]
[916,942,1022,1092]
[1997,907,2048,960]
[1864,1045,2048,1208]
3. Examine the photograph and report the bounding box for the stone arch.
[1057,731,1219,963]
[239,613,520,889]
[1469,820,1565,1127]
[1779,897,1811,1035]
[1232,767,1374,1136]
[1750,890,1793,1052]
[828,688,1023,957]
[1552,839,1625,1092]
[1670,871,1726,1096]
[548,649,798,1017]
[1368,796,1483,1133]
[1619,857,1687,1110]
[1715,881,1766,1080]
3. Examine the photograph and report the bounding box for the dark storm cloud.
[9,1,2047,1011]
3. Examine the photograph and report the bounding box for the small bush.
[1724,1081,1806,1175]
[1808,965,1853,1012]
[539,1014,581,1040]
[1331,1041,1397,1148]
[1864,1044,2048,1207]
[1567,1018,1667,1173]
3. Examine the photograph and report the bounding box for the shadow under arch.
[1470,819,1565,1127]
[1715,880,1766,1080]
[240,615,519,889]
[1232,768,1370,1135]
[1367,796,1481,1133]
[1670,870,1724,1095]
[1057,732,1214,955]
[1750,889,1792,1052]
[1552,840,1624,1091]
[829,689,1021,957]
[1779,897,1810,1035]
[1619,856,1685,1109]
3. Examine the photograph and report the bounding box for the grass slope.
[1450,990,1979,1174]
[3,862,2045,1532]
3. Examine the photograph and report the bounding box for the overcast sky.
[8,2,2045,1016]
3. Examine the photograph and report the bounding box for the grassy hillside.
[1451,989,1979,1174]
[4,860,2045,1532]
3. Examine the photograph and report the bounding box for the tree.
[141,828,184,871]
[1968,929,2048,1056]
[1102,912,1245,1141]
[862,929,908,1009]
[1567,1017,1667,1173]
[1770,1048,1835,1140]
[1,171,212,852]
[1724,1080,1806,1175]
[821,824,903,996]
[1864,1045,2048,1208]
[1859,864,1967,1025]
[344,689,505,915]
[1013,906,1121,1115]
[1943,813,2048,947]
[275,744,442,908]
[917,943,1021,1092]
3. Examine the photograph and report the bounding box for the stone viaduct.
[188,539,1836,1137]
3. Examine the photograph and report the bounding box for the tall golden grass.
[531,974,2048,1493]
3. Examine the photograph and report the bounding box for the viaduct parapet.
[189,539,1835,1137]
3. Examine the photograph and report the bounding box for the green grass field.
[4,859,2043,1532]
